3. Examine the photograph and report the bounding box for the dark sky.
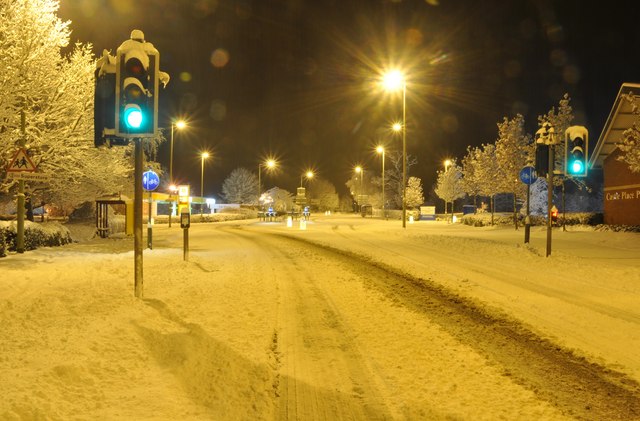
[59,0,640,200]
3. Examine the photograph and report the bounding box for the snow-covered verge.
[0,221,72,257]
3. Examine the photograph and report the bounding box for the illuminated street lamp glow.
[382,70,404,91]
[301,170,314,187]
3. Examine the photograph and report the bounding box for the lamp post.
[200,152,209,217]
[444,159,452,217]
[376,146,385,217]
[258,158,277,201]
[168,120,186,227]
[383,71,407,228]
[355,165,364,211]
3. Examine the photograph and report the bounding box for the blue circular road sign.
[142,170,160,191]
[519,166,537,185]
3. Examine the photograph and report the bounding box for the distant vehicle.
[360,204,373,217]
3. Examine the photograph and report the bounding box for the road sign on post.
[519,166,537,185]
[142,170,159,191]
[520,165,537,244]
[7,148,36,172]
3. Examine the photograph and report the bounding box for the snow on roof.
[591,83,640,168]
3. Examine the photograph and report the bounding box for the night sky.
[59,0,640,200]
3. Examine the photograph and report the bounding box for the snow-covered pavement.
[1,215,639,420]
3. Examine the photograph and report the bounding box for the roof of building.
[590,83,640,168]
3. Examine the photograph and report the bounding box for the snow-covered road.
[1,215,639,420]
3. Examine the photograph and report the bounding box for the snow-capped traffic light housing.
[564,126,588,177]
[115,30,159,138]
[94,50,116,147]
[534,123,555,177]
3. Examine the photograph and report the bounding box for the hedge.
[0,221,72,257]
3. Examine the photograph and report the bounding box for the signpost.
[519,165,537,244]
[142,170,159,249]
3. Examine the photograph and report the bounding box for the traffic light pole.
[546,144,554,257]
[134,137,144,297]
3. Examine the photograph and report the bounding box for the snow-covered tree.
[521,178,548,216]
[222,168,258,204]
[0,0,133,212]
[474,143,502,224]
[405,176,425,209]
[495,114,533,229]
[617,93,640,173]
[308,178,339,211]
[461,146,483,207]
[434,160,465,214]
[262,187,293,212]
[384,151,418,209]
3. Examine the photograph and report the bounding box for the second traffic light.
[564,126,589,177]
[115,30,159,138]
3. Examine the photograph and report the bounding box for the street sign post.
[520,165,537,244]
[142,170,159,250]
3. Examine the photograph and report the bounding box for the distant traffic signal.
[564,126,589,177]
[115,30,159,138]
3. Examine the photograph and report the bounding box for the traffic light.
[564,126,588,177]
[94,51,116,147]
[115,30,159,138]
[534,124,554,177]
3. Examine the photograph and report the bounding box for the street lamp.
[300,170,314,187]
[383,70,407,228]
[354,165,364,210]
[200,152,209,217]
[258,158,277,200]
[376,146,385,216]
[444,159,452,216]
[169,120,187,186]
[168,120,186,227]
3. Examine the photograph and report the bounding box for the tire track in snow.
[264,228,640,421]
[218,226,393,420]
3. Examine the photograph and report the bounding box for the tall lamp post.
[376,146,385,217]
[258,158,277,201]
[443,159,452,217]
[355,165,364,211]
[200,152,209,217]
[168,120,186,227]
[383,70,407,228]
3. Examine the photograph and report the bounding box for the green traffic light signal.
[569,159,584,174]
[564,126,588,177]
[124,104,143,129]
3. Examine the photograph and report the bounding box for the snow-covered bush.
[461,212,603,227]
[0,221,72,256]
